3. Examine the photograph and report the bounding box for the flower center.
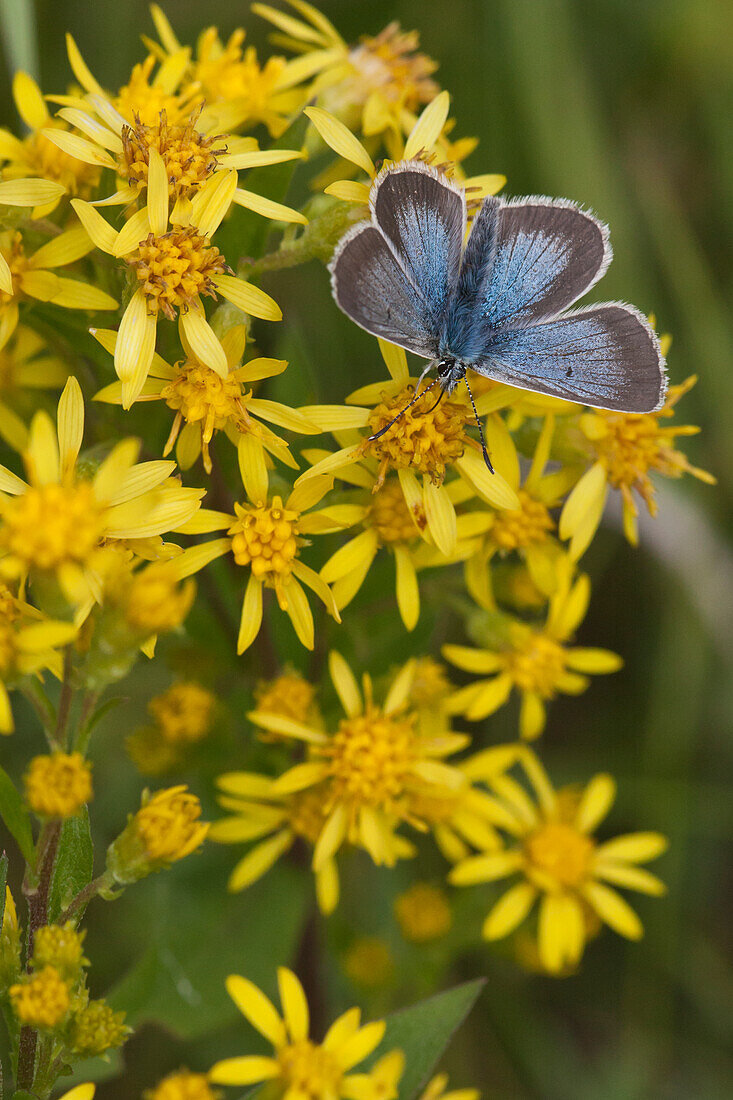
[149,683,215,743]
[278,1039,343,1097]
[408,656,452,707]
[229,496,301,586]
[288,787,328,844]
[194,30,287,118]
[0,482,104,571]
[320,706,417,814]
[347,23,438,108]
[490,490,554,551]
[115,58,200,126]
[124,563,193,635]
[366,385,468,484]
[591,411,685,503]
[162,361,248,435]
[130,226,228,320]
[505,630,567,697]
[255,671,316,724]
[369,477,425,543]
[524,822,594,888]
[135,790,204,861]
[121,110,226,199]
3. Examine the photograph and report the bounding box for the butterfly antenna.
[368,376,441,442]
[426,386,447,414]
[463,373,494,474]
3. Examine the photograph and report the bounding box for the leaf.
[0,765,35,864]
[367,979,485,1099]
[0,851,7,926]
[47,808,94,923]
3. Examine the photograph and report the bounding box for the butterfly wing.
[330,162,466,359]
[471,304,667,412]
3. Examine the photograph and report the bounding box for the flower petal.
[238,574,264,654]
[214,274,282,322]
[225,975,287,1045]
[305,106,374,176]
[208,1055,281,1086]
[449,850,523,886]
[329,651,362,716]
[574,773,616,833]
[483,881,537,940]
[583,881,644,940]
[278,968,309,1042]
[179,306,228,377]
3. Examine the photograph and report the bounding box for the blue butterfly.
[329,162,667,472]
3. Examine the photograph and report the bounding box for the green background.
[1,0,731,1096]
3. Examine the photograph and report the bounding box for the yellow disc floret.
[366,385,468,485]
[369,477,424,543]
[9,965,69,1028]
[320,706,417,816]
[145,1069,222,1100]
[149,682,216,744]
[0,482,104,572]
[489,490,554,551]
[24,752,93,818]
[133,786,209,864]
[505,629,568,698]
[277,1040,343,1100]
[121,110,226,199]
[394,882,452,942]
[32,924,88,979]
[131,227,229,320]
[524,822,594,889]
[229,496,300,584]
[69,999,128,1057]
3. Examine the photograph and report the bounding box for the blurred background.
[1,0,731,1096]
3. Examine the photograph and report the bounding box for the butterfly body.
[330,161,667,416]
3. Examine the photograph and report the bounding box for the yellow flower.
[209,967,396,1097]
[305,95,503,206]
[107,785,209,884]
[0,378,204,609]
[343,937,394,988]
[450,748,668,973]
[0,885,21,986]
[420,1074,480,1100]
[32,923,88,979]
[253,666,319,741]
[560,370,716,555]
[248,651,469,869]
[93,324,319,472]
[24,752,92,818]
[0,227,116,351]
[148,681,216,743]
[172,462,344,653]
[69,999,128,1057]
[443,568,622,739]
[119,560,196,639]
[0,326,70,452]
[55,1086,95,1100]
[72,153,282,405]
[299,338,520,564]
[0,72,99,213]
[463,412,575,609]
[145,1069,221,1100]
[394,883,452,943]
[211,774,338,915]
[0,589,76,733]
[10,965,70,1028]
[150,6,310,137]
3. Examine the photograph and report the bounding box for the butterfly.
[329,161,667,472]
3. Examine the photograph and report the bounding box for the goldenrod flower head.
[69,998,129,1057]
[561,373,716,554]
[450,748,668,973]
[250,651,469,870]
[32,923,88,979]
[0,72,99,212]
[343,936,394,988]
[0,605,76,733]
[122,561,196,636]
[145,1069,221,1100]
[148,681,216,743]
[420,1073,480,1100]
[0,228,116,352]
[0,377,204,605]
[24,751,92,818]
[395,882,452,943]
[10,964,70,1028]
[254,667,318,739]
[444,569,622,739]
[209,967,398,1097]
[107,785,209,884]
[211,773,337,913]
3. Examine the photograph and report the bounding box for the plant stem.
[57,870,114,926]
[53,648,74,750]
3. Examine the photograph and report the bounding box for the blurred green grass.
[1,1,731,1096]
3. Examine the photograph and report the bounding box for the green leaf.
[0,765,34,864]
[47,808,94,923]
[0,0,39,81]
[0,851,7,926]
[368,979,486,1100]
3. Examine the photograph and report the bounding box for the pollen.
[161,360,250,471]
[131,226,229,320]
[0,481,104,571]
[229,496,301,585]
[524,822,594,889]
[277,1039,343,1099]
[505,630,567,697]
[9,965,70,1029]
[121,110,226,200]
[24,752,93,819]
[366,385,468,486]
[319,705,418,816]
[490,490,554,551]
[369,477,425,543]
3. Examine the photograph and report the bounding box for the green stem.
[73,691,100,755]
[53,649,74,751]
[57,870,115,926]
[19,682,58,750]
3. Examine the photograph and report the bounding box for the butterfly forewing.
[473,304,666,412]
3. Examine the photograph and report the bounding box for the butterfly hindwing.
[472,303,666,412]
[330,223,439,357]
[371,161,466,331]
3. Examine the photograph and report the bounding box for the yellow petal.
[0,178,64,206]
[594,832,668,864]
[423,479,456,556]
[29,227,94,270]
[313,804,348,871]
[566,647,623,674]
[338,1020,386,1071]
[283,576,314,649]
[271,762,329,795]
[65,34,105,96]
[455,450,520,510]
[394,544,419,631]
[27,409,59,484]
[582,881,644,940]
[41,127,116,168]
[0,252,13,295]
[482,881,537,940]
[13,71,49,128]
[115,290,156,390]
[594,862,666,896]
[238,434,268,504]
[305,106,375,176]
[214,274,282,322]
[179,306,228,377]
[209,1055,281,1086]
[278,968,309,1043]
[247,398,319,433]
[574,773,616,833]
[56,376,84,476]
[44,278,117,311]
[228,830,292,892]
[316,857,339,916]
[441,645,503,674]
[59,1085,96,1100]
[404,91,450,158]
[296,404,369,431]
[519,691,545,740]
[236,356,287,382]
[465,674,514,721]
[449,850,523,886]
[482,413,521,489]
[70,199,117,254]
[190,168,237,237]
[56,107,123,152]
[170,539,231,578]
[146,147,169,236]
[252,2,328,44]
[248,711,326,744]
[113,207,150,257]
[233,188,307,225]
[238,574,263,654]
[294,444,361,483]
[324,180,371,203]
[225,974,287,1045]
[329,651,362,716]
[320,529,378,584]
[378,338,409,384]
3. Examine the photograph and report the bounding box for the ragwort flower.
[0,377,204,610]
[420,1075,480,1100]
[73,152,282,405]
[24,752,92,818]
[10,965,70,1029]
[93,324,318,473]
[209,967,398,1097]
[443,569,622,739]
[107,785,209,884]
[450,749,668,973]
[145,1070,221,1100]
[560,366,716,556]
